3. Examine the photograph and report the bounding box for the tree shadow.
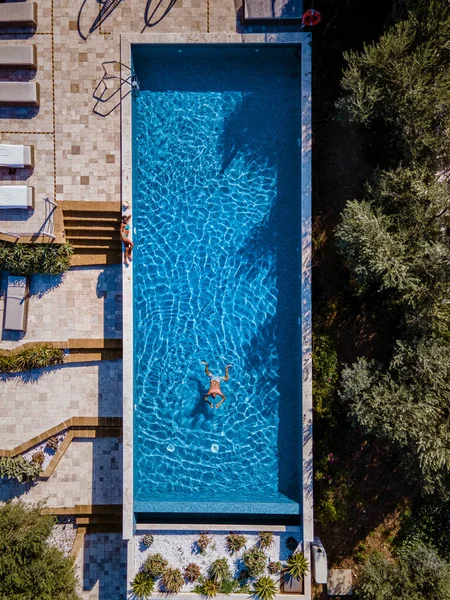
[30,273,65,298]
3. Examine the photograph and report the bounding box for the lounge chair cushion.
[0,82,39,107]
[0,145,32,168]
[4,276,29,332]
[0,186,34,209]
[0,3,37,28]
[0,45,36,69]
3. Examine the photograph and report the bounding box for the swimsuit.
[208,374,224,383]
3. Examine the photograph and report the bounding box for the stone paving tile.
[0,265,122,349]
[0,360,122,449]
[76,533,128,600]
[0,438,123,506]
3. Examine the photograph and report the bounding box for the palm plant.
[131,571,155,599]
[161,567,184,593]
[143,553,168,578]
[243,547,267,578]
[226,532,247,554]
[253,576,278,600]
[197,533,212,553]
[209,558,231,581]
[142,534,154,548]
[195,577,219,598]
[286,553,309,579]
[258,532,274,550]
[184,563,201,582]
[268,561,282,574]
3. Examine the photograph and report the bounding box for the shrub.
[356,545,450,600]
[0,241,73,276]
[226,532,247,554]
[243,547,267,578]
[313,333,338,420]
[30,451,45,467]
[0,501,80,599]
[143,553,168,578]
[220,578,239,594]
[197,533,212,553]
[286,537,299,553]
[286,553,309,579]
[184,562,201,582]
[161,567,184,593]
[131,571,155,599]
[46,436,59,452]
[253,576,278,600]
[209,558,231,582]
[195,577,220,598]
[0,456,41,482]
[142,534,154,548]
[0,346,65,373]
[268,561,282,574]
[258,532,274,550]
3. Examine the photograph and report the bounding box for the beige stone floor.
[0,0,241,237]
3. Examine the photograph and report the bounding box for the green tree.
[356,544,450,600]
[0,501,80,600]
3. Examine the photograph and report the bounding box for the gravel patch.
[134,530,302,592]
[47,516,77,556]
[22,431,67,471]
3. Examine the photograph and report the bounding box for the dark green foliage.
[0,456,42,482]
[356,545,450,600]
[194,577,219,598]
[161,567,184,593]
[0,241,73,276]
[285,537,299,553]
[257,532,274,550]
[197,533,212,553]
[143,553,168,578]
[131,571,155,599]
[219,578,239,594]
[253,576,278,600]
[184,562,201,582]
[0,346,65,373]
[313,333,338,419]
[396,497,450,560]
[225,532,247,554]
[243,547,267,578]
[0,501,80,600]
[268,561,282,574]
[208,558,231,582]
[142,534,154,548]
[286,553,309,579]
[336,1,450,168]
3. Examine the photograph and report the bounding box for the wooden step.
[68,338,122,350]
[67,350,122,362]
[70,251,121,266]
[59,200,121,212]
[63,212,121,223]
[64,226,120,237]
[69,239,122,249]
[76,514,122,525]
[85,523,122,534]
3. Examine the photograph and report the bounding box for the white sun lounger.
[0,82,39,107]
[0,186,34,209]
[4,275,30,332]
[0,3,37,29]
[0,145,34,168]
[0,45,37,69]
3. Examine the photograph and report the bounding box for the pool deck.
[0,2,312,599]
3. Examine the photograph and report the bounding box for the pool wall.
[121,32,312,598]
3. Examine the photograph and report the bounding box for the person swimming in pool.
[120,214,134,265]
[201,361,232,409]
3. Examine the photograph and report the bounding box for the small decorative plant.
[268,561,282,574]
[209,558,231,582]
[226,532,247,554]
[161,567,184,593]
[184,562,201,582]
[30,451,45,467]
[143,553,168,578]
[131,571,155,599]
[142,534,154,548]
[243,547,267,578]
[0,456,41,482]
[286,552,309,579]
[197,533,212,553]
[286,536,298,553]
[195,577,219,598]
[0,240,73,276]
[253,576,278,600]
[220,578,239,594]
[0,345,65,373]
[46,436,59,452]
[258,532,274,550]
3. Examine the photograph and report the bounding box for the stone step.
[66,349,122,362]
[64,225,120,236]
[76,515,122,525]
[58,200,121,212]
[70,250,121,266]
[69,238,122,249]
[63,212,121,223]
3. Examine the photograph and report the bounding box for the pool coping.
[121,31,313,599]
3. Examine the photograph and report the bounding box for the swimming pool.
[132,45,303,515]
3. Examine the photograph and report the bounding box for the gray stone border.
[121,32,313,599]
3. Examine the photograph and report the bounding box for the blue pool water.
[132,45,303,514]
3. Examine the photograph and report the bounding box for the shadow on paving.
[81,533,127,599]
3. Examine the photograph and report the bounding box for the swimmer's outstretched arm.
[201,361,212,377]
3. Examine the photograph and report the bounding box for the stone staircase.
[58,201,122,266]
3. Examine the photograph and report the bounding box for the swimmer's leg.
[215,394,226,409]
[204,394,213,408]
[201,361,212,377]
[223,364,232,381]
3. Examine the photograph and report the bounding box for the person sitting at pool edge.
[120,214,134,265]
[201,361,232,409]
